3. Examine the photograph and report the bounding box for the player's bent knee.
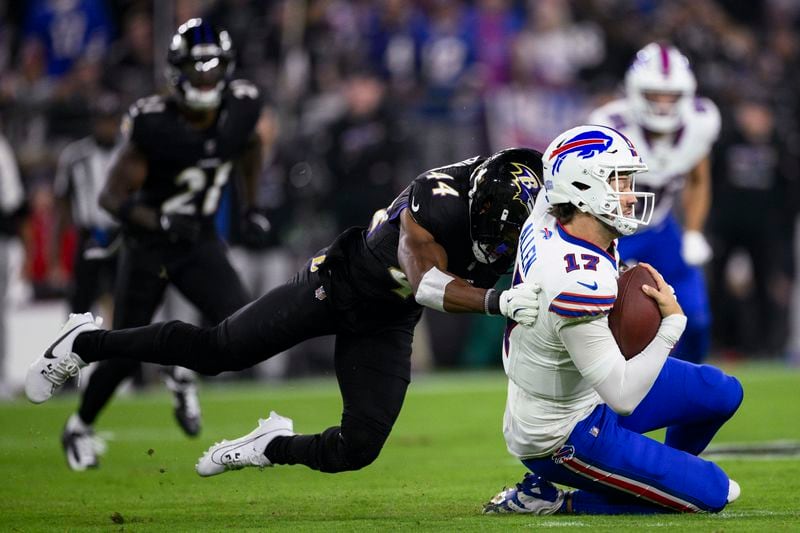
[698,365,744,419]
[342,427,388,471]
[724,376,744,418]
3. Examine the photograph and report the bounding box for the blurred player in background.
[52,93,121,317]
[588,42,720,362]
[484,125,742,515]
[27,148,544,477]
[0,127,27,398]
[57,18,268,471]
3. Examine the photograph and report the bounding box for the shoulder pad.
[689,97,721,143]
[547,268,617,324]
[407,171,466,235]
[588,99,631,131]
[127,95,167,118]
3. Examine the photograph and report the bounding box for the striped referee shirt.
[53,136,118,230]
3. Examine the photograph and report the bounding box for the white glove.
[682,230,712,266]
[499,282,541,327]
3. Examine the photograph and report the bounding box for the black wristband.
[484,289,501,315]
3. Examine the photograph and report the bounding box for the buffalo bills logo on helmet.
[510,162,542,209]
[549,130,614,174]
[604,125,640,158]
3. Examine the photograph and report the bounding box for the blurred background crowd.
[0,0,798,387]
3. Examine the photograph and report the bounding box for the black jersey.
[122,79,262,229]
[325,156,502,310]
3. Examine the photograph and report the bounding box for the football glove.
[681,230,712,266]
[499,282,541,327]
[239,208,274,249]
[160,213,202,243]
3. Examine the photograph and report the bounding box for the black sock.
[265,427,348,472]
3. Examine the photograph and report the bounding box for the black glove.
[239,208,274,249]
[160,213,202,243]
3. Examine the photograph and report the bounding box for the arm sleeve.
[560,314,687,415]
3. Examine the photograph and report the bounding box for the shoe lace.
[44,354,83,388]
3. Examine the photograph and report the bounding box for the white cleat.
[25,313,103,403]
[195,411,294,477]
[164,367,202,437]
[62,414,106,471]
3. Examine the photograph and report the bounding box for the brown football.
[608,265,661,360]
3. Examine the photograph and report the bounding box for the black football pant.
[77,237,249,425]
[75,259,419,473]
[69,230,117,314]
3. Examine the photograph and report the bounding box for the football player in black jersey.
[28,147,544,476]
[56,19,268,471]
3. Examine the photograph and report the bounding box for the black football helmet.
[166,18,234,110]
[468,147,544,274]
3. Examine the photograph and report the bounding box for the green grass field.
[1,363,799,531]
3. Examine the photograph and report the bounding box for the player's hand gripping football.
[638,263,683,318]
[499,282,541,327]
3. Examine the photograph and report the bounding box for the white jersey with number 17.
[501,190,620,459]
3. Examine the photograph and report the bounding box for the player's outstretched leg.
[196,411,294,476]
[163,366,202,437]
[483,472,565,515]
[25,313,103,403]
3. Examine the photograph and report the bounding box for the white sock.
[727,479,741,504]
[66,413,91,433]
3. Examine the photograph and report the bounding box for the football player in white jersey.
[588,42,719,363]
[484,125,743,515]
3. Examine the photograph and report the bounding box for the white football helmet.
[625,42,696,133]
[543,125,654,236]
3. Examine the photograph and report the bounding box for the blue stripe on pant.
[618,214,710,362]
[522,358,743,514]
